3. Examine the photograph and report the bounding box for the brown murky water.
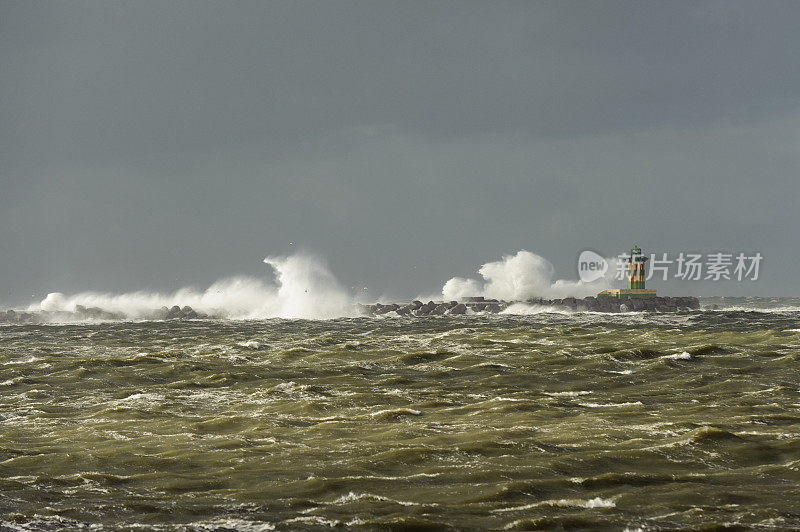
[2,304,800,530]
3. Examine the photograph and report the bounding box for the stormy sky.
[2,0,799,303]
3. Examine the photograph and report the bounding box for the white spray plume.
[442,250,613,301]
[35,252,357,319]
[262,253,353,318]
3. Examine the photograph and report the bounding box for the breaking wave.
[442,250,613,301]
[32,252,357,320]
[19,249,793,321]
[17,249,619,321]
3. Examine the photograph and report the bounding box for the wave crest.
[442,250,612,301]
[34,252,357,320]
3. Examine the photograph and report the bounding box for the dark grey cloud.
[1,1,799,303]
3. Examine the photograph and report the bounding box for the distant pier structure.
[598,245,657,299]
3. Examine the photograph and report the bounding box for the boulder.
[165,305,182,319]
[449,303,467,315]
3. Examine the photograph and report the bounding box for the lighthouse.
[597,244,657,299]
[628,245,647,289]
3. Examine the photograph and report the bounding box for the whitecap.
[496,496,616,512]
[283,516,340,527]
[369,408,421,418]
[663,352,692,360]
[579,401,643,408]
[332,491,423,507]
[238,340,261,349]
[190,518,276,531]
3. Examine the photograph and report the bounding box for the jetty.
[363,295,700,317]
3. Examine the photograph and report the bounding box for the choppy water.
[2,303,800,530]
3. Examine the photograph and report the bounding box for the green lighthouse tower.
[598,244,658,299]
[628,245,647,289]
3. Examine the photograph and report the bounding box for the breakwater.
[0,296,701,323]
[0,305,206,323]
[365,295,700,316]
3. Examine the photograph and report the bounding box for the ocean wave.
[25,252,358,320]
[579,401,644,408]
[369,408,422,420]
[331,491,425,507]
[496,496,617,512]
[663,352,692,360]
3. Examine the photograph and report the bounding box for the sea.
[2,297,799,530]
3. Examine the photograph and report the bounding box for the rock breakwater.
[0,296,701,323]
[364,295,700,316]
[0,305,210,324]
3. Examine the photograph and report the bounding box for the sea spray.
[262,253,353,318]
[33,252,357,319]
[442,250,614,301]
[18,249,676,322]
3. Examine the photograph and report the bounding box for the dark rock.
[449,303,467,315]
[165,305,183,319]
[361,294,699,317]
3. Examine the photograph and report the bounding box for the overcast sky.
[2,0,799,303]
